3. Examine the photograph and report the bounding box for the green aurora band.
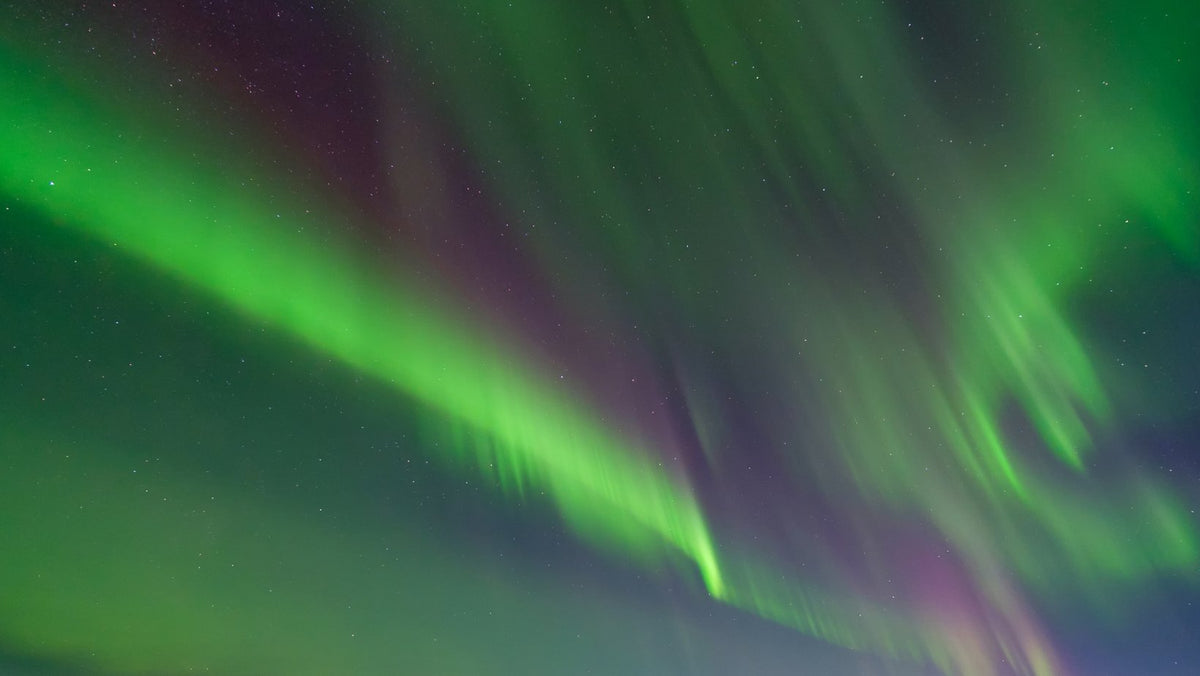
[0,27,938,671]
[1,32,731,594]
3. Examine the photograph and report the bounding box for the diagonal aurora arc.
[0,37,951,672]
[4,1,1200,673]
[2,39,733,591]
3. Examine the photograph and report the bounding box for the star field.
[2,2,1198,674]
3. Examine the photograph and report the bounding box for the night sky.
[2,2,1198,675]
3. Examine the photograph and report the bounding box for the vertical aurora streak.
[2,2,1198,674]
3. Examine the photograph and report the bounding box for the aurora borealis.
[2,2,1198,675]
